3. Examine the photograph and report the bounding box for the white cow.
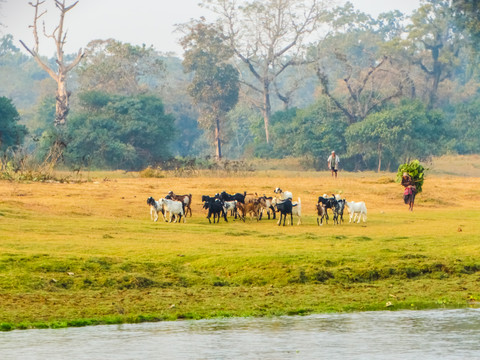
[147,196,166,222]
[345,200,367,223]
[291,197,302,225]
[222,200,238,218]
[274,187,293,200]
[158,198,186,223]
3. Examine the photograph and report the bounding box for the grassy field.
[1,166,480,331]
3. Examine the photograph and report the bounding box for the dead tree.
[20,0,84,127]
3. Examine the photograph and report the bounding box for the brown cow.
[236,199,262,222]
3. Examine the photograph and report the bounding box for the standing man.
[327,151,340,178]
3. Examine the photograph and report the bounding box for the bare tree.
[201,0,326,143]
[315,54,404,124]
[20,0,84,126]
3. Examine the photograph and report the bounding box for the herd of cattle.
[147,188,367,226]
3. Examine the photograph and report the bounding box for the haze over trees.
[180,19,239,159]
[1,0,480,171]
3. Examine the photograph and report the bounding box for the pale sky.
[1,0,421,57]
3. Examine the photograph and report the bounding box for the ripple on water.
[1,309,480,360]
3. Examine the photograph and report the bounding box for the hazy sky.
[1,0,421,57]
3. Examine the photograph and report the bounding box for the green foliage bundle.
[396,159,426,193]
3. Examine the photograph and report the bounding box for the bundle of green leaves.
[396,160,426,193]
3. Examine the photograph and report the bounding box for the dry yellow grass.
[1,168,480,330]
[2,170,480,218]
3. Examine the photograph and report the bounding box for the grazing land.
[1,165,480,331]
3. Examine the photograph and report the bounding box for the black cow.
[275,198,293,226]
[219,191,246,204]
[203,198,228,224]
[333,199,346,225]
[317,195,337,222]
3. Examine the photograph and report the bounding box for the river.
[1,309,479,359]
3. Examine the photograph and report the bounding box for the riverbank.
[1,171,479,331]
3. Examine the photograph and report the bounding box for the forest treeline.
[0,0,479,172]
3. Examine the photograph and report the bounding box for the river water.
[1,309,479,359]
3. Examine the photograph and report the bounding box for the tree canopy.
[0,96,28,152]
[62,92,175,170]
[2,0,480,171]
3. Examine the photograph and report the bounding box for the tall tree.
[313,4,406,124]
[20,0,84,126]
[180,19,239,159]
[201,0,325,143]
[407,0,463,109]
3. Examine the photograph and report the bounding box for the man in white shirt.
[327,151,340,178]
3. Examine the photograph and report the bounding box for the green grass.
[0,173,480,331]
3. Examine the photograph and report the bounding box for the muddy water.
[1,309,479,359]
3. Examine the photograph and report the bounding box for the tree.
[407,0,464,109]
[20,0,84,126]
[201,0,326,143]
[345,99,445,171]
[451,0,480,48]
[76,39,165,95]
[289,96,348,169]
[63,91,175,170]
[313,3,406,125]
[180,19,239,159]
[450,97,480,154]
[0,97,27,152]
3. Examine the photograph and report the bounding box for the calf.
[316,203,327,226]
[345,200,367,223]
[166,191,192,217]
[158,198,185,223]
[317,195,336,221]
[334,199,346,224]
[236,199,262,222]
[147,196,166,222]
[222,200,238,218]
[274,198,293,226]
[204,198,228,223]
[258,196,276,220]
[272,197,301,225]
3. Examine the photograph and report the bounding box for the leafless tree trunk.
[215,116,222,160]
[377,143,382,172]
[20,0,84,127]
